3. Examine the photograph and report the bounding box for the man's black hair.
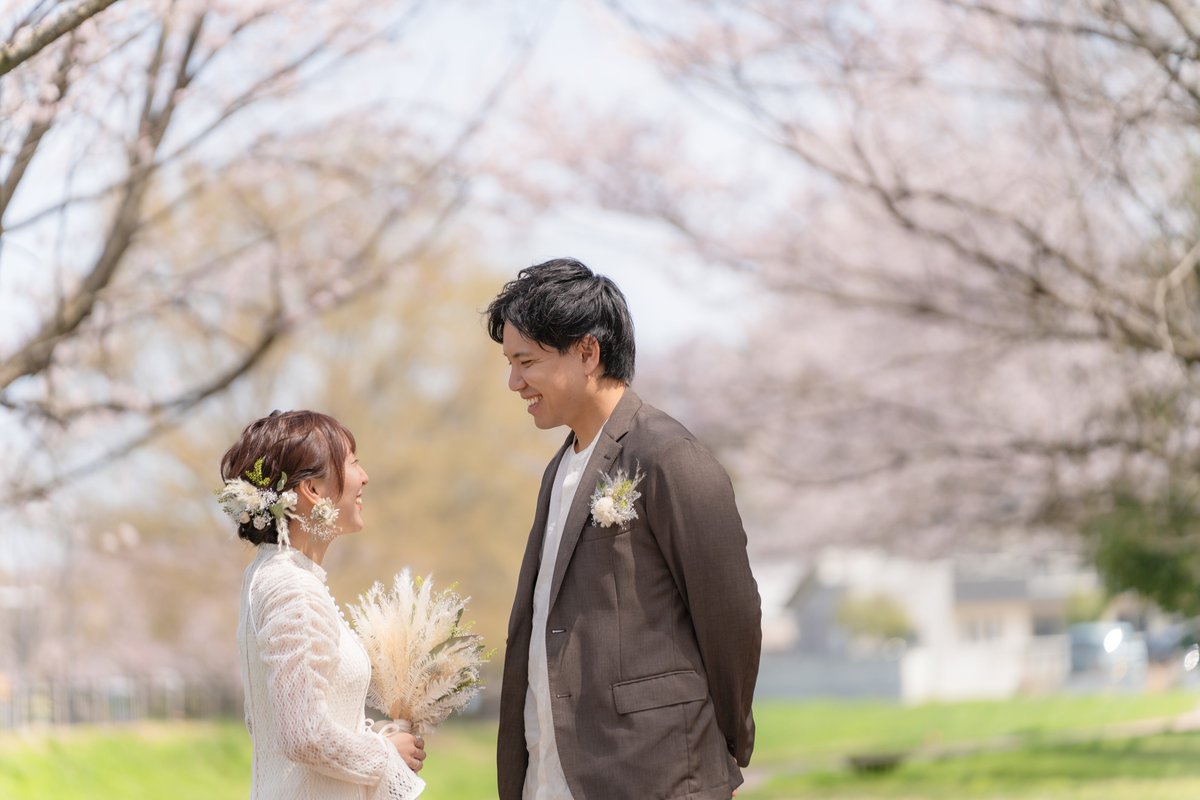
[486,257,636,384]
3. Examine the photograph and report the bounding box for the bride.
[219,409,425,799]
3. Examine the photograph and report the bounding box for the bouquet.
[347,569,491,735]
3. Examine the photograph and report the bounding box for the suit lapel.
[509,435,572,639]
[547,390,644,611]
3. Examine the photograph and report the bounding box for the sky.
[347,0,765,351]
[481,1,764,349]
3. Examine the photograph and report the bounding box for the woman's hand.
[387,730,426,773]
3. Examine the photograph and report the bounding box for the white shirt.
[523,430,603,800]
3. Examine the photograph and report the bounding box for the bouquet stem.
[373,717,416,737]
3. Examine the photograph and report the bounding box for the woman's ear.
[298,479,322,504]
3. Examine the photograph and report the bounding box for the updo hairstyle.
[219,410,357,545]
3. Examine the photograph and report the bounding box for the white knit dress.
[238,545,425,800]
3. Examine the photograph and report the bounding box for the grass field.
[746,693,1200,799]
[0,693,1197,799]
[0,719,497,800]
[756,732,1200,799]
[750,692,1199,765]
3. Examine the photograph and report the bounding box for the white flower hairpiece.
[590,466,645,529]
[216,457,298,547]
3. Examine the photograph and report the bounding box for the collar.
[258,542,328,583]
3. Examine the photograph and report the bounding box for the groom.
[486,258,761,800]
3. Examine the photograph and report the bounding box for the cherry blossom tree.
[0,1,522,507]
[534,1,1200,562]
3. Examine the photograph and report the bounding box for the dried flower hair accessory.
[590,466,645,529]
[216,457,298,547]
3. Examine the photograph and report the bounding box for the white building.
[756,546,1134,703]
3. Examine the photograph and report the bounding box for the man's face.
[502,322,589,431]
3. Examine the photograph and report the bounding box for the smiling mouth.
[525,395,542,409]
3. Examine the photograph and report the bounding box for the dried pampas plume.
[348,569,492,734]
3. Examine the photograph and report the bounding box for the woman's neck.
[290,530,331,565]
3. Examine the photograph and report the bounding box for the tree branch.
[0,37,74,226]
[0,0,122,76]
[0,14,205,393]
[2,320,287,506]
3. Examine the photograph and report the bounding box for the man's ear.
[578,335,602,373]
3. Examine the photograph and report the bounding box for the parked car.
[1067,622,1147,690]
[1145,620,1200,663]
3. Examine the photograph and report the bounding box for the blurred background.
[5,1,1200,798]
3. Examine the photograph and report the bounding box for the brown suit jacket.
[497,390,762,800]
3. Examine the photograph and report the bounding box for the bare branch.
[0,0,122,76]
[0,37,74,226]
[2,320,286,506]
[946,1,1200,108]
[0,14,206,393]
[1154,239,1200,361]
[1151,0,1200,46]
[8,12,375,239]
[761,432,1161,489]
[0,168,468,505]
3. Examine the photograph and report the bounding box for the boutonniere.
[590,467,645,529]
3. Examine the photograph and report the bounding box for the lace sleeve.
[251,559,425,799]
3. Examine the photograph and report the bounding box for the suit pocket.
[611,670,707,715]
[580,523,628,541]
[580,516,644,542]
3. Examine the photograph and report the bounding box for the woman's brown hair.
[220,410,357,545]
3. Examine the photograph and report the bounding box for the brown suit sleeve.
[643,437,762,766]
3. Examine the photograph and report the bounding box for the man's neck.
[570,383,626,452]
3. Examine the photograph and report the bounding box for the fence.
[0,674,242,730]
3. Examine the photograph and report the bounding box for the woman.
[219,410,425,799]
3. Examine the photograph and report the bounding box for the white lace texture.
[238,546,425,799]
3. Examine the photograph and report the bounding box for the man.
[486,258,761,800]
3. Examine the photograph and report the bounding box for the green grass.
[1,694,1198,799]
[0,721,250,800]
[0,718,498,800]
[751,693,1199,766]
[419,719,498,799]
[752,731,1200,799]
[742,693,1200,799]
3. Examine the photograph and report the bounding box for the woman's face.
[312,449,369,535]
